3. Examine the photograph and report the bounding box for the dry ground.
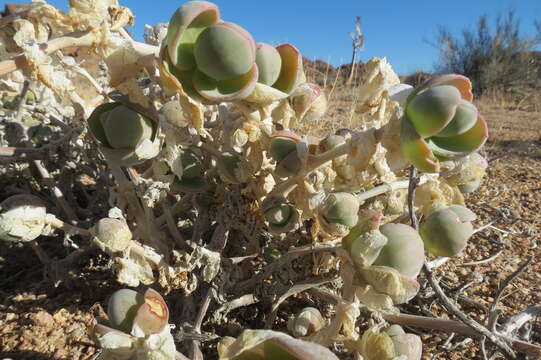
[0,85,540,359]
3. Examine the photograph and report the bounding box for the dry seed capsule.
[287,307,325,337]
[0,195,46,243]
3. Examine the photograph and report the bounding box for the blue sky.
[5,0,541,75]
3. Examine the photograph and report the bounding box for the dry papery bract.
[0,0,537,359]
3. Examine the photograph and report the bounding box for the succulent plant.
[171,147,207,192]
[0,195,47,242]
[162,2,306,102]
[87,102,161,166]
[269,131,308,178]
[420,205,476,256]
[94,288,176,359]
[287,307,325,338]
[318,192,360,236]
[92,218,133,253]
[218,329,339,360]
[373,223,425,278]
[358,325,422,360]
[262,196,299,234]
[400,74,488,173]
[163,1,258,102]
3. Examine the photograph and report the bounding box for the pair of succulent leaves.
[163,1,304,102]
[401,75,488,173]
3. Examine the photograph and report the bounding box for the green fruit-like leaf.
[435,99,478,137]
[345,229,388,268]
[107,289,144,333]
[218,151,246,183]
[87,102,120,148]
[194,22,255,81]
[406,85,461,138]
[400,116,440,173]
[166,1,220,69]
[420,206,474,256]
[192,65,258,101]
[270,136,299,162]
[261,196,299,234]
[374,223,425,278]
[100,105,154,149]
[321,192,359,228]
[428,115,488,155]
[256,43,282,86]
[448,204,476,222]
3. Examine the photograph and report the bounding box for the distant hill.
[303,57,434,87]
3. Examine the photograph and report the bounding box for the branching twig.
[487,257,533,332]
[235,243,343,293]
[407,166,518,359]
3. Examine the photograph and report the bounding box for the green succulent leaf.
[194,22,255,81]
[428,115,488,155]
[87,102,120,148]
[107,289,145,334]
[166,1,220,69]
[374,223,425,278]
[400,116,440,173]
[420,206,474,256]
[270,136,299,162]
[100,105,154,149]
[321,192,360,228]
[435,99,478,137]
[406,85,461,138]
[193,65,258,101]
[256,43,282,86]
[218,151,247,183]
